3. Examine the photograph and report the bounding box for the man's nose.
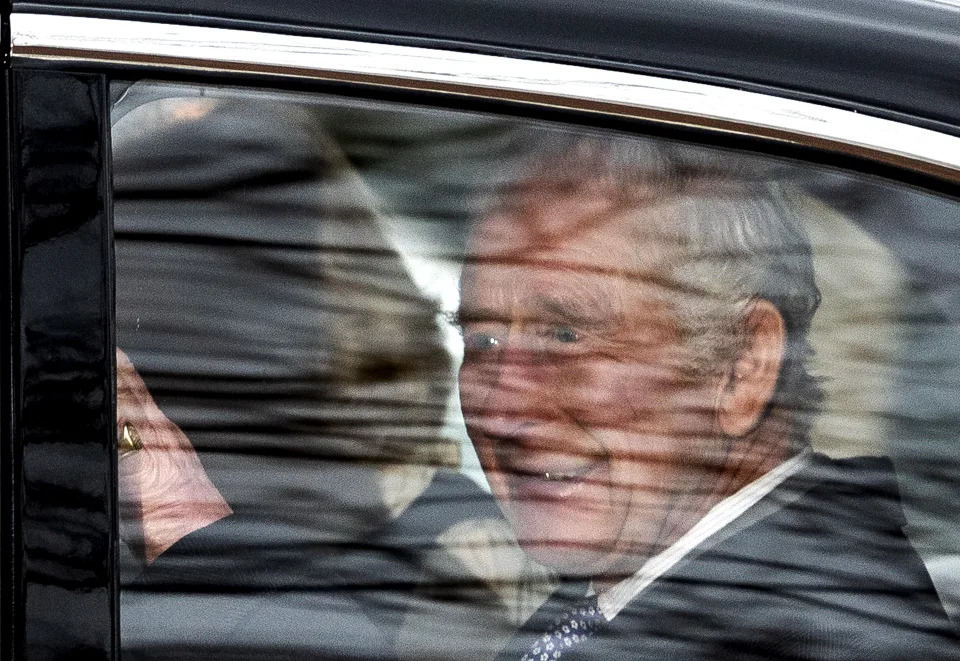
[469,339,550,431]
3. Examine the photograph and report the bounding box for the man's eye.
[551,325,581,343]
[465,332,501,352]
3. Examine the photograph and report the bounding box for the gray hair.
[492,131,823,448]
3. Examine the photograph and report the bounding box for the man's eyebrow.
[534,293,618,326]
[452,293,622,328]
[447,307,508,327]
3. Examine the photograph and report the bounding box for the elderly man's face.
[458,190,734,577]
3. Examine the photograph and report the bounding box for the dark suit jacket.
[498,455,959,661]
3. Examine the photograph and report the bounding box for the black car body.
[3,1,960,659]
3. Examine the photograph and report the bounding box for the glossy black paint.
[10,68,114,661]
[13,0,960,137]
[3,10,14,660]
[0,3,957,661]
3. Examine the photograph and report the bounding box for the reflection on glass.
[114,81,960,661]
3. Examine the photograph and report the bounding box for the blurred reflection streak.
[457,135,960,659]
[112,82,960,661]
[115,86,549,661]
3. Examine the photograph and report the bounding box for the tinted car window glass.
[113,80,960,661]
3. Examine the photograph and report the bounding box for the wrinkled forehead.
[462,191,686,294]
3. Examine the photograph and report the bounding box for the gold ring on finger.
[119,421,143,458]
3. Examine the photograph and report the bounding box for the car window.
[112,80,960,661]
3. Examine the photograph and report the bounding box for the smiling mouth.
[533,464,596,482]
[508,460,602,490]
[505,458,604,500]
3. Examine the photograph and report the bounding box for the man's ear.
[716,299,786,437]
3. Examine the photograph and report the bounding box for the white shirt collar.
[595,449,811,621]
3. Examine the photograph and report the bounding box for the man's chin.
[516,536,615,577]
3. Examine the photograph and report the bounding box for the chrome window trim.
[10,12,960,183]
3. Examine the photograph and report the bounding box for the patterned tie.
[520,595,604,661]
